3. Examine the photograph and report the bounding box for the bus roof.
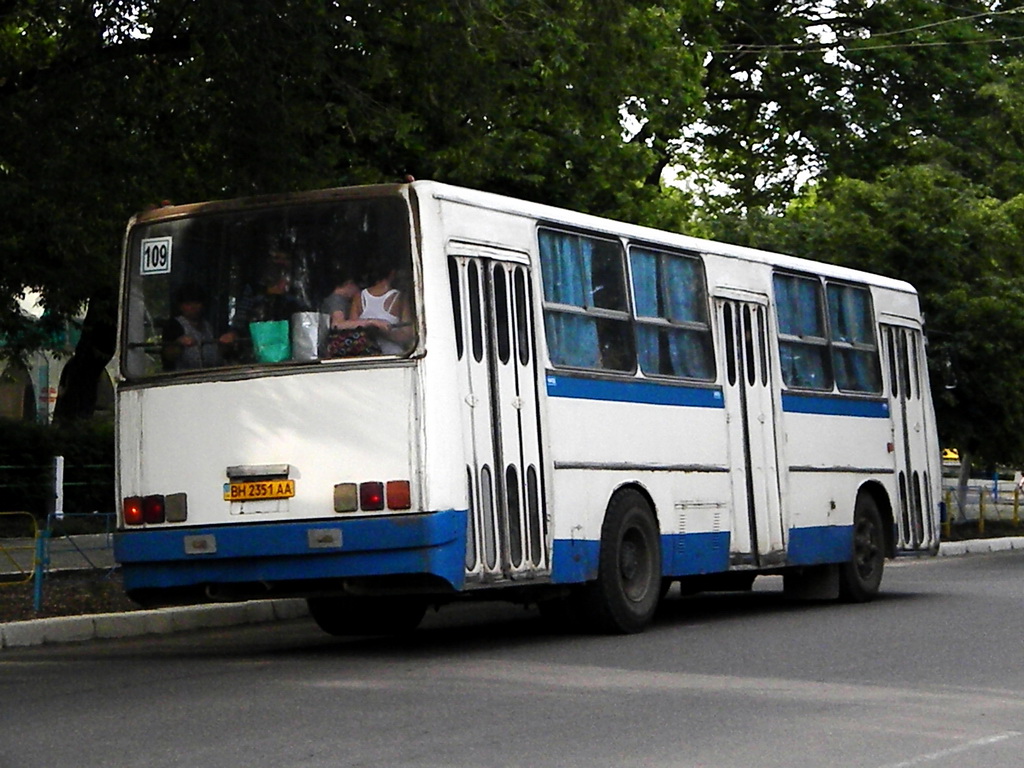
[414,180,919,297]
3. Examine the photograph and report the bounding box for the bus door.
[881,323,935,548]
[716,295,786,566]
[448,248,549,583]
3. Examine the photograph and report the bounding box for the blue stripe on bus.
[786,525,854,565]
[782,392,889,418]
[115,516,856,594]
[552,527,854,583]
[546,373,724,408]
[551,531,731,584]
[114,509,468,593]
[662,532,732,576]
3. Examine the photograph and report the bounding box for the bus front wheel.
[580,489,662,634]
[307,596,427,636]
[838,493,885,602]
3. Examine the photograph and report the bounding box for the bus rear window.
[122,196,414,379]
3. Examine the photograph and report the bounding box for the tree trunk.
[52,291,116,425]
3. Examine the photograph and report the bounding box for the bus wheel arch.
[579,484,662,634]
[858,480,896,558]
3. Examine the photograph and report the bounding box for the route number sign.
[141,237,173,275]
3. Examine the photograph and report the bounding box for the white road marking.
[878,731,1023,768]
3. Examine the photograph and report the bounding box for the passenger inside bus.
[322,263,413,357]
[161,283,224,370]
[349,263,413,355]
[320,272,361,327]
[220,247,307,355]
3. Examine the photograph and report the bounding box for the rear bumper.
[114,509,468,594]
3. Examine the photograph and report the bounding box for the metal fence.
[0,511,38,585]
[0,455,117,614]
[1,511,117,613]
[0,459,114,521]
[942,480,1024,537]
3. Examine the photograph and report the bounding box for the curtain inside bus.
[539,230,608,370]
[630,247,714,380]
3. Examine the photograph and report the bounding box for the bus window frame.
[626,242,715,383]
[119,191,421,382]
[772,270,834,392]
[536,226,636,375]
[824,280,883,395]
[773,270,885,397]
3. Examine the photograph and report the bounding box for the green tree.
[689,0,1024,212]
[1,0,710,418]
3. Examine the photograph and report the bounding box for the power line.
[865,5,1024,40]
[710,5,1024,56]
[713,34,1024,56]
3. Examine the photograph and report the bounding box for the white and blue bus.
[114,181,941,634]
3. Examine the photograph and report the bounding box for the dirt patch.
[943,520,1024,541]
[0,570,143,623]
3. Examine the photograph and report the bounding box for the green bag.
[249,320,291,363]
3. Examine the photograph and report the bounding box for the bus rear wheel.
[580,489,662,634]
[307,596,427,636]
[838,493,885,602]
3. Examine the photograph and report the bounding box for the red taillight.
[142,494,165,524]
[386,480,411,510]
[359,482,385,511]
[123,497,144,526]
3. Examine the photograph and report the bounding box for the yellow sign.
[223,479,295,501]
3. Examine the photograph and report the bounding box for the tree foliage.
[1,0,709,416]
[690,0,1024,212]
[7,0,1024,465]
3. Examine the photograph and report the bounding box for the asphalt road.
[1,551,1022,768]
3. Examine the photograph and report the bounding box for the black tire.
[838,493,885,602]
[307,596,427,636]
[580,489,662,634]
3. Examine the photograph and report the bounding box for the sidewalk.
[2,538,1022,650]
[935,535,1024,556]
[0,598,309,650]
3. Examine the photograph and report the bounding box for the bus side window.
[827,283,882,394]
[538,229,634,372]
[773,273,833,391]
[630,246,714,380]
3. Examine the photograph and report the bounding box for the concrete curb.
[3,539,1023,650]
[937,536,1024,556]
[1,598,308,651]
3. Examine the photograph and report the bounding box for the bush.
[0,418,114,523]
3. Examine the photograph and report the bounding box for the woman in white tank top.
[343,268,411,354]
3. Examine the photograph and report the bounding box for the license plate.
[223,479,295,501]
